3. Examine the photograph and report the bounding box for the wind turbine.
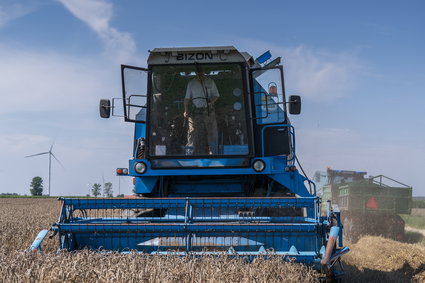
[25,143,64,196]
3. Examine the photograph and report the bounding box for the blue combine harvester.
[32,46,348,278]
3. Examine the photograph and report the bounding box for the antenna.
[25,143,64,196]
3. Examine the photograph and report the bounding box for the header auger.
[32,46,349,279]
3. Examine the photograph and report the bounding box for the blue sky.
[0,0,424,196]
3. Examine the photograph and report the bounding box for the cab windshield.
[148,63,250,157]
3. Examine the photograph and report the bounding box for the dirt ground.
[406,226,425,237]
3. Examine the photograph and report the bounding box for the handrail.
[370,175,411,188]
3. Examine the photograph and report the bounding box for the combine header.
[33,46,348,277]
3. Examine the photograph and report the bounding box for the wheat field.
[0,198,424,282]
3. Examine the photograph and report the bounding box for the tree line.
[27,176,123,197]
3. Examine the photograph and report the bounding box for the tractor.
[314,168,412,242]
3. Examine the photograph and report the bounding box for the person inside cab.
[183,71,220,155]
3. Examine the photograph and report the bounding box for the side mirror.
[99,99,111,118]
[289,95,301,115]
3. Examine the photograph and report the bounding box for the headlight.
[252,160,265,172]
[134,162,147,174]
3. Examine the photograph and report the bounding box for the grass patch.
[400,214,425,229]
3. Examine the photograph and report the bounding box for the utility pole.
[118,176,121,196]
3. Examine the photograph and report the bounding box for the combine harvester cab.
[41,47,348,277]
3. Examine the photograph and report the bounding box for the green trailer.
[315,169,412,242]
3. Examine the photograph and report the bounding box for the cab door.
[121,65,149,122]
[250,66,290,156]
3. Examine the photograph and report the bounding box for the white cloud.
[295,127,424,195]
[284,46,360,101]
[0,130,134,196]
[57,0,136,62]
[0,1,143,196]
[0,134,50,152]
[0,3,34,29]
[296,127,363,170]
[238,39,361,101]
[0,44,134,196]
[0,45,116,114]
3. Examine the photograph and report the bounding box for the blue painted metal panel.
[134,123,146,140]
[67,216,319,224]
[256,51,272,64]
[268,171,314,198]
[130,157,277,175]
[28,229,49,252]
[135,176,158,194]
[61,197,318,210]
[129,158,315,200]
[57,223,319,233]
[171,182,244,195]
[53,196,337,267]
